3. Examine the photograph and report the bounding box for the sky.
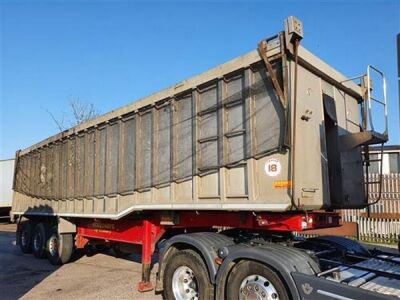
[0,0,399,160]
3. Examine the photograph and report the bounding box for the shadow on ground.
[0,223,59,299]
[0,222,160,299]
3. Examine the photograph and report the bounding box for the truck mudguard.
[157,232,233,288]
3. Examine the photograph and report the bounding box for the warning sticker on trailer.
[273,180,292,188]
[265,158,281,177]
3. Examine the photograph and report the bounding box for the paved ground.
[0,222,162,300]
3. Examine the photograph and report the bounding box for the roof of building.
[369,145,400,153]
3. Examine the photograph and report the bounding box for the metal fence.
[339,173,400,244]
[341,198,400,220]
[341,174,400,220]
[357,217,400,244]
[368,173,400,201]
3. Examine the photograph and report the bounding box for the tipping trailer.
[11,17,399,299]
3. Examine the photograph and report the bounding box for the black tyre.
[16,221,34,253]
[95,244,111,253]
[32,223,48,259]
[112,243,131,258]
[226,260,289,300]
[46,226,74,265]
[163,249,214,300]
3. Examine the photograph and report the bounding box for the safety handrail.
[366,65,388,136]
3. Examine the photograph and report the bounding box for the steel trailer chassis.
[73,210,338,292]
[17,210,400,299]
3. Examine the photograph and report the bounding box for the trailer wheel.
[112,243,131,258]
[32,223,48,259]
[163,249,214,300]
[46,227,74,265]
[17,221,34,253]
[226,260,289,300]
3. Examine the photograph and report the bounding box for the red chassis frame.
[75,210,339,292]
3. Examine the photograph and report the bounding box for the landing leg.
[137,219,156,292]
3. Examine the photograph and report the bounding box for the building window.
[388,153,400,173]
[368,154,380,173]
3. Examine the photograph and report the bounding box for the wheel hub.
[33,232,41,251]
[239,275,279,300]
[21,231,28,246]
[172,266,199,300]
[48,235,59,256]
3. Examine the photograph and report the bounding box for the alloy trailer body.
[11,17,397,300]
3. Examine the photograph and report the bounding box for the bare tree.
[44,97,100,131]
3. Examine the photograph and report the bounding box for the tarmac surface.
[0,222,162,300]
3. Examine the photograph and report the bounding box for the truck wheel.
[226,260,289,300]
[46,227,74,265]
[17,221,34,253]
[32,223,48,258]
[163,249,214,300]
